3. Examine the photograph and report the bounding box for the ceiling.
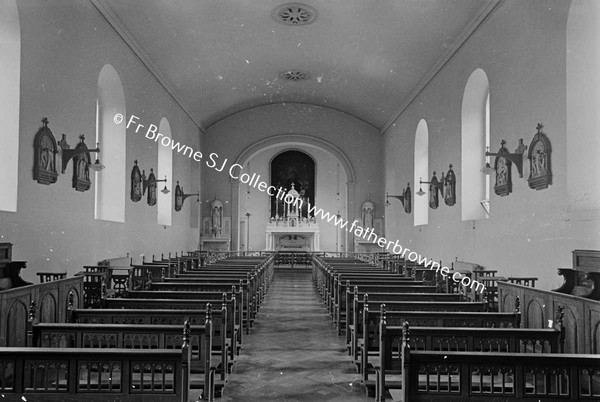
[95,0,500,133]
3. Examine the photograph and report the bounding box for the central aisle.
[221,268,371,401]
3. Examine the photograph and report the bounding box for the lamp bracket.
[142,169,167,194]
[386,192,405,207]
[58,134,100,173]
[486,139,528,178]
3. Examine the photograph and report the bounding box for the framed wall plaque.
[527,123,552,190]
[130,160,142,202]
[493,141,512,197]
[33,117,58,185]
[71,135,91,192]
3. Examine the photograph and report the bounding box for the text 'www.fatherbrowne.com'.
[117,113,486,294]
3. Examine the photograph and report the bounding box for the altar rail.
[0,276,83,347]
[498,281,600,354]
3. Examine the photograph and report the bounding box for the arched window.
[0,0,20,212]
[414,119,429,226]
[95,64,126,222]
[157,118,172,226]
[567,0,600,212]
[461,68,490,221]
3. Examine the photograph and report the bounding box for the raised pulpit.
[553,249,600,300]
[0,243,32,290]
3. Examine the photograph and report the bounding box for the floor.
[220,268,372,401]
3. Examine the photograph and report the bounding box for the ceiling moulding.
[380,0,505,136]
[90,0,206,134]
[205,102,378,133]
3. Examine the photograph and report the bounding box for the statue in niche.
[71,135,91,192]
[361,197,374,229]
[444,164,456,206]
[496,158,508,185]
[40,139,54,171]
[130,160,142,202]
[33,117,58,185]
[493,140,512,197]
[211,198,223,237]
[527,123,552,190]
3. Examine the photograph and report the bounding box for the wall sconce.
[58,134,103,173]
[385,192,405,207]
[417,172,444,197]
[142,169,170,195]
[483,139,527,178]
[174,181,199,212]
[386,184,412,214]
[418,171,446,209]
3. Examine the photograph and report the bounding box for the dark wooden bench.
[26,317,215,399]
[154,278,256,333]
[122,289,242,354]
[70,301,231,388]
[328,281,432,327]
[380,336,600,401]
[350,301,518,371]
[0,322,210,401]
[372,310,565,399]
[342,288,463,339]
[328,277,426,322]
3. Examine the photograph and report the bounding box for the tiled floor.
[220,268,372,401]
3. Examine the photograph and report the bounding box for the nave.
[221,267,368,401]
[2,249,600,401]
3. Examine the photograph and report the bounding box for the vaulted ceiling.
[94,0,500,133]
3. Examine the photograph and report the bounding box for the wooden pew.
[373,312,565,399]
[26,316,215,400]
[379,324,600,401]
[349,298,516,371]
[342,287,463,339]
[333,283,436,327]
[161,275,258,332]
[121,289,242,358]
[0,321,210,401]
[328,277,427,321]
[97,298,230,380]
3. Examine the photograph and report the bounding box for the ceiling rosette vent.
[271,3,318,26]
[279,70,311,81]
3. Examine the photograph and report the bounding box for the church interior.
[1,0,600,401]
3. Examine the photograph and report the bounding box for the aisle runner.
[221,268,370,401]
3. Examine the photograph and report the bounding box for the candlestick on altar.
[307,199,311,218]
[275,195,278,218]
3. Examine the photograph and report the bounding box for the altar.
[264,182,320,251]
[265,223,320,251]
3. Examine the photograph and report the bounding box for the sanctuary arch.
[230,134,356,252]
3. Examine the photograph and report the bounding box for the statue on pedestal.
[361,196,374,229]
[211,198,223,237]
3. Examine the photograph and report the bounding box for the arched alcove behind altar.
[235,141,349,252]
[270,150,315,219]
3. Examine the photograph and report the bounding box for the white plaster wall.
[384,0,600,290]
